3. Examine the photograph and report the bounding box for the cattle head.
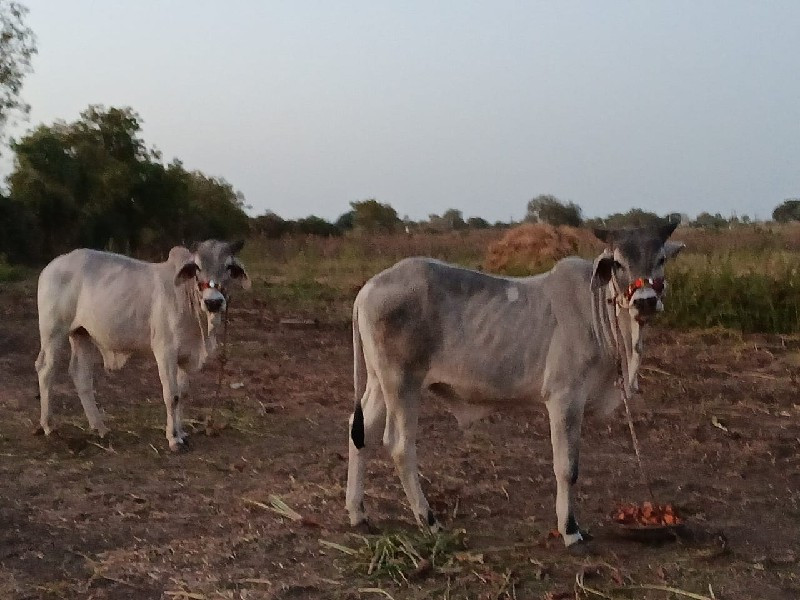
[174,240,251,314]
[590,222,684,322]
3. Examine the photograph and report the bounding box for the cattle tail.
[350,303,366,449]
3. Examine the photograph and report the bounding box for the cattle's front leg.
[175,367,190,443]
[546,394,586,547]
[155,353,184,452]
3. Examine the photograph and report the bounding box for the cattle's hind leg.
[546,393,586,546]
[35,331,67,436]
[382,371,440,532]
[346,379,386,527]
[69,332,108,437]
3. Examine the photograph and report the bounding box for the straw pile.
[484,223,602,275]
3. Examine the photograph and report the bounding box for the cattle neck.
[590,275,643,396]
[183,278,226,363]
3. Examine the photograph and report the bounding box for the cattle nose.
[204,298,224,313]
[632,296,658,313]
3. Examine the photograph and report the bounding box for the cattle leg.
[346,380,386,527]
[155,354,183,451]
[175,368,190,443]
[546,394,586,546]
[35,333,67,435]
[69,333,109,437]
[382,372,440,532]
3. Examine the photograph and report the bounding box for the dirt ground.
[0,278,798,600]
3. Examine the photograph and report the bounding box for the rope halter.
[623,276,665,302]
[610,275,666,310]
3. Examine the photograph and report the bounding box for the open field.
[1,230,799,599]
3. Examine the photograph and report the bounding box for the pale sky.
[6,1,800,221]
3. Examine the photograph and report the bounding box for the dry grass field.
[0,228,798,599]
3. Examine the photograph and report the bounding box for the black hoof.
[170,441,190,453]
[353,520,379,535]
[566,534,595,555]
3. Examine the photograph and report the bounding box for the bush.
[662,257,800,333]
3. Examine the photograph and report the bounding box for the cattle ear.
[227,259,251,290]
[590,251,614,290]
[592,228,613,245]
[174,261,199,286]
[228,240,245,255]
[657,220,679,242]
[664,240,685,259]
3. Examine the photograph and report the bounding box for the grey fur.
[346,227,683,546]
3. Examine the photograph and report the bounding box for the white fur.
[35,241,247,451]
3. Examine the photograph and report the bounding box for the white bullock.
[35,240,250,451]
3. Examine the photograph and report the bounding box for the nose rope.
[607,274,666,310]
[623,277,665,303]
[609,283,656,505]
[214,294,230,410]
[189,282,207,344]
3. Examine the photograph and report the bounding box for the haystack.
[484,223,602,275]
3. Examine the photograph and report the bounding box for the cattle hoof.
[565,531,595,554]
[353,519,379,535]
[169,440,189,453]
[95,428,110,440]
[421,509,442,534]
[34,424,56,437]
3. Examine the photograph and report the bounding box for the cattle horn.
[657,220,679,242]
[592,228,613,245]
[228,240,245,255]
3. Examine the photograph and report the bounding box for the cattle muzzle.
[197,279,228,313]
[623,277,666,321]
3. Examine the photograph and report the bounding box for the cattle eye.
[227,263,245,278]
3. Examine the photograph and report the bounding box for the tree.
[588,208,665,229]
[0,190,40,262]
[442,208,466,230]
[526,194,582,227]
[350,199,400,232]
[773,199,800,223]
[252,211,290,238]
[334,210,355,231]
[467,216,490,229]
[295,215,340,236]
[0,1,36,150]
[8,105,249,261]
[693,212,728,229]
[425,209,467,232]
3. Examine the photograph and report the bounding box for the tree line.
[1,3,798,267]
[2,103,796,266]
[524,194,797,230]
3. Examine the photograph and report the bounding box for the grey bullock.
[346,224,684,546]
[35,240,250,451]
